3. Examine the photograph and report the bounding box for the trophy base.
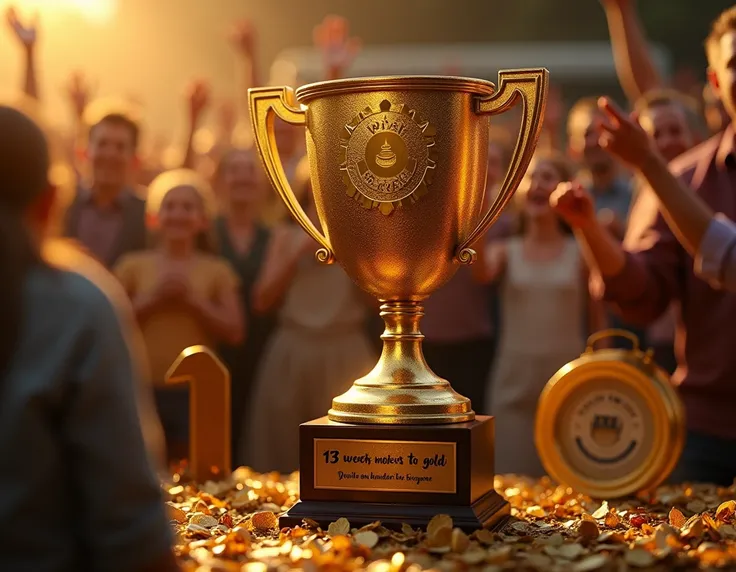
[280,416,510,532]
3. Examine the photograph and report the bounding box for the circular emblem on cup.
[339,99,437,215]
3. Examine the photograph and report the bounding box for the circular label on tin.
[555,382,654,482]
[339,99,436,215]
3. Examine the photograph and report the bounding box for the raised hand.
[217,99,236,139]
[313,15,361,79]
[6,6,37,49]
[186,80,211,126]
[66,72,93,119]
[596,96,658,168]
[230,19,256,58]
[550,181,598,229]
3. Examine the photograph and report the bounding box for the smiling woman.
[0,0,116,23]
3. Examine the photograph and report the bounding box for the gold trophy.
[250,71,548,530]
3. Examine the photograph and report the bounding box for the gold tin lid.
[535,330,685,499]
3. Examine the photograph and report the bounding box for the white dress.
[487,238,585,477]
[243,256,375,474]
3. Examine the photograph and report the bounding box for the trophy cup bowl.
[250,72,548,426]
[250,71,548,530]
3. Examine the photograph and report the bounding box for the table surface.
[168,469,736,571]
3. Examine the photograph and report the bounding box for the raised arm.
[551,182,627,279]
[313,15,361,81]
[600,0,663,104]
[65,72,93,177]
[231,20,259,90]
[252,225,313,314]
[552,179,682,326]
[6,7,39,100]
[595,96,736,290]
[181,80,210,170]
[596,97,712,254]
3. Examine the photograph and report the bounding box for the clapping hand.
[153,271,191,303]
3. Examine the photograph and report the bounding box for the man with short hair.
[631,90,701,374]
[552,5,736,485]
[567,97,634,231]
[634,89,703,160]
[64,112,147,268]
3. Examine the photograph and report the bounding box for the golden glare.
[1,0,117,23]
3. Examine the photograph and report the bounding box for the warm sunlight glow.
[2,0,117,23]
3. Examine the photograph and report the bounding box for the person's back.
[0,104,178,572]
[0,266,173,571]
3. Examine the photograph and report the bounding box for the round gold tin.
[535,330,685,498]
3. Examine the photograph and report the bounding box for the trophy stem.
[328,299,475,424]
[379,300,428,375]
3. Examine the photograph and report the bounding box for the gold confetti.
[167,503,187,523]
[577,519,599,541]
[189,512,218,528]
[717,500,736,522]
[624,548,656,567]
[604,511,620,528]
[353,530,379,548]
[165,470,736,570]
[669,506,687,528]
[251,511,278,532]
[573,554,607,571]
[450,528,469,552]
[327,518,350,536]
[426,514,452,537]
[591,500,609,520]
[687,499,707,514]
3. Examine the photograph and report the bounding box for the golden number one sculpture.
[166,346,231,482]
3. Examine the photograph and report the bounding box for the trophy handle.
[584,329,641,353]
[249,86,335,264]
[455,68,549,264]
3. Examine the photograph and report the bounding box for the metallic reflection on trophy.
[250,71,548,530]
[250,72,548,425]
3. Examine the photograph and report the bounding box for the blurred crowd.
[3,1,736,569]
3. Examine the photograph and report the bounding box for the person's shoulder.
[44,239,137,313]
[127,185,148,203]
[28,265,117,324]
[668,132,722,177]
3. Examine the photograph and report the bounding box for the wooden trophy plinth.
[280,416,509,532]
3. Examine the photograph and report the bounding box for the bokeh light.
[0,0,117,23]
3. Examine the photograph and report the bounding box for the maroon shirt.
[64,187,148,269]
[592,126,736,440]
[422,210,515,343]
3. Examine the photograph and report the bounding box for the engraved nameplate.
[313,438,456,494]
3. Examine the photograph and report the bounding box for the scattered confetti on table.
[167,468,736,571]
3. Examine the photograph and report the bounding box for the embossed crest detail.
[339,99,437,215]
[569,390,645,467]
